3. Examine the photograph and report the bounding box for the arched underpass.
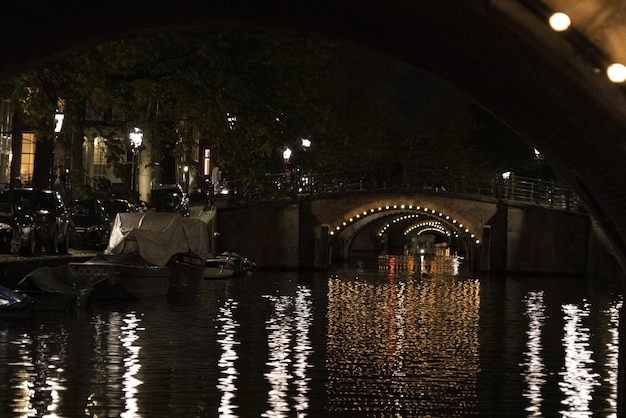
[326,203,481,271]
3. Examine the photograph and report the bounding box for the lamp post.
[52,109,64,188]
[53,110,64,134]
[183,165,189,193]
[129,127,143,193]
[300,137,312,194]
[282,147,292,191]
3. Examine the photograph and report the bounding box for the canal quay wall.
[0,251,95,289]
[216,197,624,283]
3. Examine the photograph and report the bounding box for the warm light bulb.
[607,63,626,83]
[549,12,571,32]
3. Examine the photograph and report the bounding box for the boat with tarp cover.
[68,212,209,299]
[16,264,95,310]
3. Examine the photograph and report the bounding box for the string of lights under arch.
[328,203,480,245]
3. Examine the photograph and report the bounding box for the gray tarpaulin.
[106,212,210,266]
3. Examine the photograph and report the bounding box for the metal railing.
[214,169,583,211]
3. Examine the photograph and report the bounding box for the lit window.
[20,133,35,184]
[203,149,211,176]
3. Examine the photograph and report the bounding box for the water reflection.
[327,260,480,415]
[606,300,622,416]
[120,313,143,418]
[519,290,623,418]
[262,286,313,417]
[217,299,239,418]
[86,312,143,418]
[0,265,622,417]
[7,326,68,417]
[523,291,546,416]
[559,303,598,417]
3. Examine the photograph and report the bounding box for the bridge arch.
[309,192,493,270]
[332,206,480,271]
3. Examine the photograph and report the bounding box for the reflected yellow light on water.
[326,268,480,415]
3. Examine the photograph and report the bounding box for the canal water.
[0,256,622,417]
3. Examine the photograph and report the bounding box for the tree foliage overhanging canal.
[1,30,554,202]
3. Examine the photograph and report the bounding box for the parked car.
[67,198,112,250]
[0,188,70,254]
[0,201,36,255]
[150,184,190,216]
[102,198,139,227]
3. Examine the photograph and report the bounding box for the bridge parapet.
[223,170,582,213]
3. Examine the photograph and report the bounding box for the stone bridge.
[217,190,593,276]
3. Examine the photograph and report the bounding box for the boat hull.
[167,253,204,294]
[16,265,94,311]
[204,258,235,279]
[69,257,169,300]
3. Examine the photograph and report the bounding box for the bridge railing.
[216,169,582,211]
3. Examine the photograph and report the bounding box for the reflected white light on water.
[9,331,67,418]
[522,291,546,416]
[262,286,313,418]
[293,287,313,415]
[1,270,622,417]
[217,299,240,418]
[9,334,37,417]
[559,302,599,417]
[264,295,292,417]
[120,312,143,418]
[605,299,622,417]
[41,354,65,418]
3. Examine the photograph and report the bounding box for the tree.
[1,29,542,199]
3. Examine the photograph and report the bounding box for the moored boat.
[16,264,94,310]
[204,252,256,279]
[168,252,205,293]
[219,251,257,276]
[0,284,34,312]
[70,212,210,298]
[204,257,235,279]
[69,253,169,300]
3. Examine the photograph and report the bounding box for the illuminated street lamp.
[282,147,292,162]
[129,127,143,150]
[607,63,626,83]
[300,137,313,193]
[183,165,189,193]
[53,110,64,133]
[282,146,293,190]
[549,12,570,32]
[129,127,143,192]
